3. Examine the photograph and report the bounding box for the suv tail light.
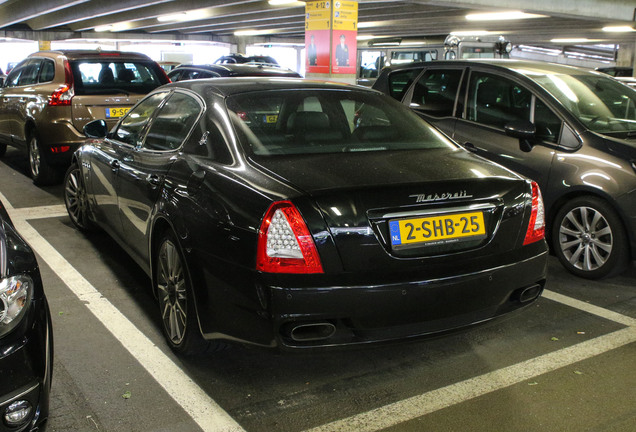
[257,201,323,274]
[48,59,74,106]
[523,181,545,245]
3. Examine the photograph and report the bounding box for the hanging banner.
[305,1,331,73]
[331,0,357,74]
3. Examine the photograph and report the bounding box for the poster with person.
[330,1,357,74]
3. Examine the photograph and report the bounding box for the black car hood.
[249,148,519,195]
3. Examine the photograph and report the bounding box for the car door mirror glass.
[84,119,108,138]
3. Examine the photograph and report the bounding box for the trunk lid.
[252,149,531,272]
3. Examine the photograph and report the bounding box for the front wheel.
[155,232,210,355]
[552,196,628,279]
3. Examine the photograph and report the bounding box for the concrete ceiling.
[0,0,634,49]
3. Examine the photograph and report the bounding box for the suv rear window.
[70,60,166,95]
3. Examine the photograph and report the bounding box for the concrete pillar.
[616,43,635,77]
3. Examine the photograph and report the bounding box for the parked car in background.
[374,59,636,279]
[65,78,547,354]
[158,61,180,73]
[0,199,53,431]
[0,50,170,185]
[167,63,301,82]
[214,53,279,65]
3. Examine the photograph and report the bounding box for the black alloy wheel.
[553,196,628,279]
[155,232,210,355]
[64,163,96,232]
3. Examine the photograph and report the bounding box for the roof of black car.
[164,77,377,97]
[172,63,300,77]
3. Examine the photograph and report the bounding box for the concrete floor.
[1,146,635,432]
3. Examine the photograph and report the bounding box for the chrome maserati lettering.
[410,191,472,203]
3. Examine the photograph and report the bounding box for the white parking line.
[1,194,246,432]
[4,194,636,432]
[303,289,636,432]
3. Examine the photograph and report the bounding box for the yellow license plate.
[389,211,486,248]
[265,115,278,123]
[105,107,130,119]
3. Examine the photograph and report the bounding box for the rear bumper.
[0,298,52,432]
[36,119,84,167]
[268,248,548,349]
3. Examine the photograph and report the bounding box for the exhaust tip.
[289,322,336,342]
[518,284,542,303]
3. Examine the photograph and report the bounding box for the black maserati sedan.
[64,78,548,354]
[0,200,53,431]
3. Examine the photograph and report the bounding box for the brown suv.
[0,50,169,184]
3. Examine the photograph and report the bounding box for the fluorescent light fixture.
[356,34,376,40]
[450,30,492,36]
[157,13,187,22]
[466,11,546,21]
[602,26,635,32]
[551,38,590,43]
[234,29,278,36]
[94,25,112,32]
[157,10,209,23]
[268,0,303,5]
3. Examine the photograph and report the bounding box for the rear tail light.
[48,59,74,106]
[523,181,545,245]
[257,201,323,274]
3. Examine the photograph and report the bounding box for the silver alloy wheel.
[558,205,613,272]
[64,166,88,228]
[157,240,188,345]
[29,136,40,178]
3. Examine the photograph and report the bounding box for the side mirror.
[83,119,108,139]
[505,120,536,153]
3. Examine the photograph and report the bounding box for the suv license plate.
[105,107,130,118]
[389,211,486,248]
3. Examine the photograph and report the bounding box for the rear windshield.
[70,59,167,96]
[226,89,457,156]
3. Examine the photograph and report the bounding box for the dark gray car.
[374,59,636,279]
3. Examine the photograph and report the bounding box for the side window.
[114,92,168,146]
[144,92,202,151]
[467,72,531,129]
[5,62,25,87]
[39,59,55,83]
[534,99,562,144]
[409,69,462,117]
[17,60,42,86]
[387,69,421,101]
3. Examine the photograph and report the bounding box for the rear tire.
[28,132,59,185]
[155,231,212,355]
[552,196,628,279]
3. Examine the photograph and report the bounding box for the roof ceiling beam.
[27,0,177,30]
[0,0,90,27]
[409,0,636,22]
[67,0,263,31]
